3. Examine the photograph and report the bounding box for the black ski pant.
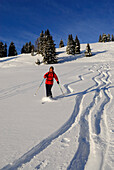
[46,84,53,97]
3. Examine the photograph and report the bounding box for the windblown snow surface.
[0,42,114,170]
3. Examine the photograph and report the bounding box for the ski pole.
[34,78,45,96]
[59,84,64,96]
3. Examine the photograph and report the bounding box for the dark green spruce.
[8,42,17,57]
[75,35,80,54]
[0,42,7,57]
[66,34,75,55]
[36,29,57,64]
[21,41,33,54]
[59,39,64,48]
[85,44,92,57]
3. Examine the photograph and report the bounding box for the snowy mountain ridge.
[0,42,114,68]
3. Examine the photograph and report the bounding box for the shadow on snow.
[0,56,19,63]
[57,50,107,64]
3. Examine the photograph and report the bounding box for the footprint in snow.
[35,160,49,169]
[61,138,70,147]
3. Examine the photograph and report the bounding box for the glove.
[45,75,48,78]
[57,81,59,84]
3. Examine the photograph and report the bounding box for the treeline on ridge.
[0,31,114,63]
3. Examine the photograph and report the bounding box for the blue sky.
[0,0,114,53]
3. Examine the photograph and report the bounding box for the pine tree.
[59,39,64,48]
[37,31,44,55]
[31,45,34,56]
[0,42,7,57]
[4,43,7,57]
[21,45,25,54]
[107,34,110,42]
[66,34,75,55]
[111,34,114,41]
[35,38,39,52]
[25,43,29,53]
[21,44,28,53]
[28,41,32,53]
[0,42,5,57]
[99,35,102,42]
[75,35,80,54]
[21,42,32,54]
[102,33,107,43]
[8,42,17,56]
[35,29,57,64]
[45,29,50,37]
[43,33,57,64]
[85,44,92,57]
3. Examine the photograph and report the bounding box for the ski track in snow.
[1,69,92,170]
[68,64,112,170]
[2,95,83,170]
[0,80,38,100]
[1,64,112,170]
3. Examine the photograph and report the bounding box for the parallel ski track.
[0,80,38,100]
[94,70,111,135]
[67,66,103,170]
[67,64,112,170]
[92,68,112,170]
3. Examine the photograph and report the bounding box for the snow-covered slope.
[0,42,114,170]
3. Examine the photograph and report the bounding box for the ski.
[41,97,56,104]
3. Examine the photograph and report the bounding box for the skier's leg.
[46,84,50,97]
[49,85,53,98]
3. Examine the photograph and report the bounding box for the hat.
[49,66,54,70]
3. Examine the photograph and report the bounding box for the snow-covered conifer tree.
[66,34,75,55]
[85,44,92,57]
[43,31,57,64]
[75,35,80,54]
[37,31,44,55]
[35,29,57,64]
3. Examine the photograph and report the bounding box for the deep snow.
[0,42,114,170]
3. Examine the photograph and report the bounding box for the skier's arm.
[54,73,59,84]
[44,72,48,79]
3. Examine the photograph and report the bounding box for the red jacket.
[44,71,59,85]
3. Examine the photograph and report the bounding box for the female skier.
[44,66,59,98]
